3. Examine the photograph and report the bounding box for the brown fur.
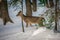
[17,11,45,27]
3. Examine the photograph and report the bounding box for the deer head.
[16,11,23,16]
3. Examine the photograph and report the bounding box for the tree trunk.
[49,0,54,8]
[45,0,49,8]
[25,0,32,16]
[21,0,24,32]
[1,0,13,25]
[54,0,58,31]
[32,0,37,12]
[0,1,2,18]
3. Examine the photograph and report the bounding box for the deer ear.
[19,11,21,13]
[16,11,22,16]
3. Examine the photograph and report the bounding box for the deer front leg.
[26,23,28,27]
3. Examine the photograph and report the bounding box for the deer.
[16,11,45,27]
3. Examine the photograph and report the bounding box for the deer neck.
[21,14,24,19]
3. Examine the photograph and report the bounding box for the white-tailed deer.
[16,11,45,27]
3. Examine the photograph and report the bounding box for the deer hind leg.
[38,22,44,27]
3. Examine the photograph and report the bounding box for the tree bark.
[21,0,24,32]
[1,0,13,25]
[49,0,54,8]
[45,0,49,8]
[0,1,2,18]
[25,0,32,16]
[54,0,58,31]
[32,0,37,12]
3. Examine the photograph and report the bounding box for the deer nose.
[16,14,18,16]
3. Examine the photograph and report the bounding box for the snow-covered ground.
[0,0,60,40]
[0,26,60,40]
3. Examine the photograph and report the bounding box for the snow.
[0,0,60,40]
[0,26,60,40]
[32,27,46,36]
